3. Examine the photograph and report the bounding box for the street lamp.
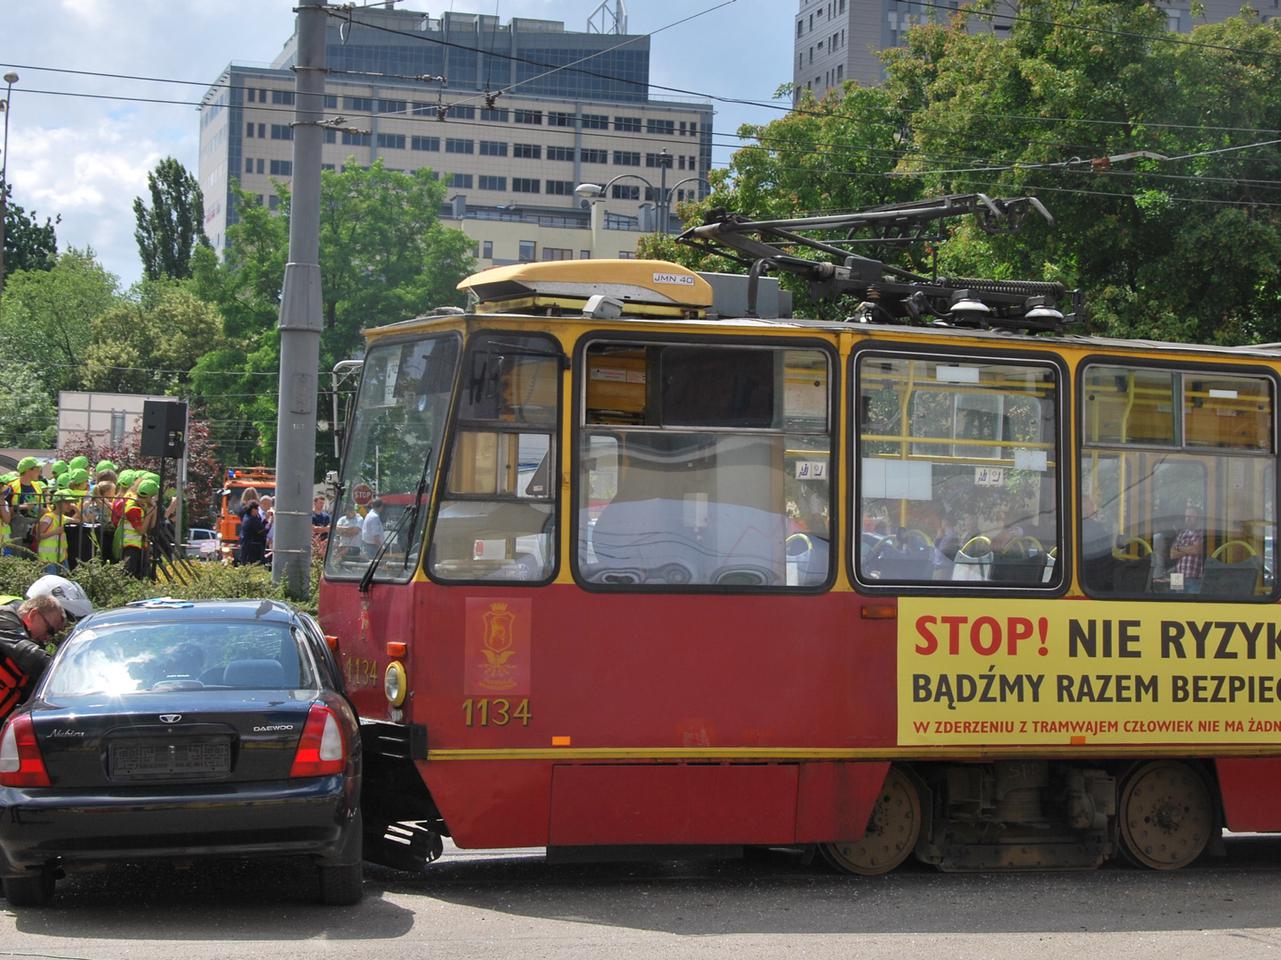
[663,175,711,228]
[0,71,18,294]
[576,163,711,235]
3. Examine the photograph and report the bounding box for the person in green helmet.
[0,471,16,555]
[60,468,92,569]
[67,455,90,473]
[49,460,68,479]
[109,470,139,563]
[118,477,159,579]
[8,457,45,555]
[36,491,78,573]
[92,463,117,493]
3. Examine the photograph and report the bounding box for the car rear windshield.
[45,620,316,697]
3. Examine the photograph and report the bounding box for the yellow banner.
[897,598,1281,746]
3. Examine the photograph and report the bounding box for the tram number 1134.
[462,698,532,727]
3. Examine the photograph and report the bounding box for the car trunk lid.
[30,692,318,788]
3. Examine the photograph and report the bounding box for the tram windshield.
[325,334,460,580]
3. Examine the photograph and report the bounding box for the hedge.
[0,557,320,616]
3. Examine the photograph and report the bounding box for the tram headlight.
[384,661,407,707]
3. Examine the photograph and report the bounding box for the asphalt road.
[3,836,1281,960]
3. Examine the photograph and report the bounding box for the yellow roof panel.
[458,259,713,309]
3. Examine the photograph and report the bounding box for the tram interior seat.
[1111,555,1152,594]
[785,533,830,587]
[1081,551,1115,593]
[990,537,1049,584]
[950,537,993,582]
[586,498,786,585]
[1201,556,1262,596]
[863,530,933,581]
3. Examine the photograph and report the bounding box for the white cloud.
[10,120,164,277]
[4,0,788,285]
[57,0,112,28]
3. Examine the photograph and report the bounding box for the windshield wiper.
[359,445,433,594]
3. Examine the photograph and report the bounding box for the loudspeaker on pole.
[141,400,188,458]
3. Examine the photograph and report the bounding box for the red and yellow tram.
[319,197,1281,874]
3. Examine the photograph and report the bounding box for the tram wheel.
[1118,760,1214,870]
[820,765,921,876]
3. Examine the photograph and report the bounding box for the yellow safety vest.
[122,498,148,550]
[37,511,66,566]
[9,478,44,509]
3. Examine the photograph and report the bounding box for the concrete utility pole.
[272,0,326,598]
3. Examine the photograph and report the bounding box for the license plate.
[110,740,231,779]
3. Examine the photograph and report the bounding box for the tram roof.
[363,307,1281,364]
[362,251,1281,364]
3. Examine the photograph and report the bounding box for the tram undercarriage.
[357,747,1223,876]
[823,759,1219,875]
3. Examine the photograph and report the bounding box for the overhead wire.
[4,88,1274,217]
[18,59,1281,141]
[22,81,1281,203]
[13,54,1281,180]
[9,1,1281,264]
[17,54,1281,171]
[446,0,738,110]
[12,0,1281,138]
[320,3,785,114]
[480,0,500,100]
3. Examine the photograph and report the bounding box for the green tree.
[80,280,227,394]
[656,2,1281,343]
[0,248,119,391]
[638,83,920,319]
[190,163,474,467]
[0,356,56,447]
[316,162,475,367]
[2,184,59,284]
[133,157,211,281]
[881,0,1281,343]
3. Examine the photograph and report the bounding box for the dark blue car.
[0,599,363,907]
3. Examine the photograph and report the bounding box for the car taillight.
[289,704,346,778]
[0,714,51,788]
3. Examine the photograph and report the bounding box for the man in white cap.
[0,595,63,723]
[0,576,93,652]
[0,576,93,723]
[23,574,93,621]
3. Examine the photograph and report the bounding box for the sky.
[3,0,794,287]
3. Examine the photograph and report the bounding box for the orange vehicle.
[217,467,276,557]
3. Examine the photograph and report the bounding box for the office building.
[794,0,1264,98]
[199,7,713,267]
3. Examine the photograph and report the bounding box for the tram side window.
[856,355,1061,588]
[429,333,560,582]
[577,342,833,588]
[1080,365,1276,599]
[324,334,460,580]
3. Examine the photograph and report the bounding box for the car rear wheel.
[317,812,364,906]
[3,870,55,907]
[317,861,363,905]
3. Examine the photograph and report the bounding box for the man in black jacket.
[0,596,62,722]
